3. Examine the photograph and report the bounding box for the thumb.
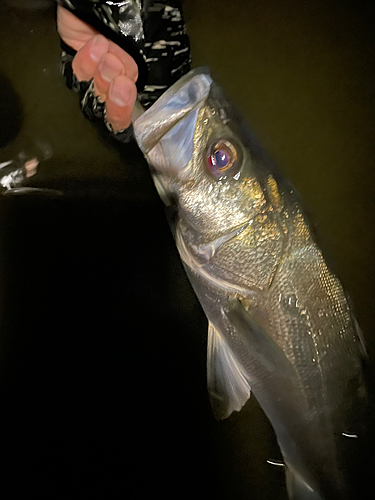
[106,74,137,131]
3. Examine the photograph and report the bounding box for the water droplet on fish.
[282,293,299,309]
[240,291,259,311]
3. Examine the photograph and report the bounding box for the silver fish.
[133,68,369,500]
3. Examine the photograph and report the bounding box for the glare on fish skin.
[342,432,358,438]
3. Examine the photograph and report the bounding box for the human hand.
[57,5,138,132]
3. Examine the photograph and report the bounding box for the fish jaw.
[133,68,213,177]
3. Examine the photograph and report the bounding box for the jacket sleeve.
[57,1,191,142]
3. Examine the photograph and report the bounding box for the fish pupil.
[214,150,229,168]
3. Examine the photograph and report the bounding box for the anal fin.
[207,322,251,420]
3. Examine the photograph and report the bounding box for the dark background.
[0,1,374,498]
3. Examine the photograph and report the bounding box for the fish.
[133,68,370,500]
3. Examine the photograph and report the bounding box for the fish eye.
[206,139,242,178]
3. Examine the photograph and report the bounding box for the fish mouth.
[133,68,213,154]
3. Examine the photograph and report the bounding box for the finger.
[93,52,125,101]
[107,40,139,83]
[57,6,98,51]
[106,75,137,132]
[72,35,109,82]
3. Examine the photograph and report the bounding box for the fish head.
[134,68,271,237]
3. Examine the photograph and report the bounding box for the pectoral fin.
[225,299,296,379]
[207,322,251,420]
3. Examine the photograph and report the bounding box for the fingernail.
[90,35,107,62]
[109,80,131,107]
[99,59,119,83]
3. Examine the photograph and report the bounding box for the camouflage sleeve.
[58,1,191,142]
